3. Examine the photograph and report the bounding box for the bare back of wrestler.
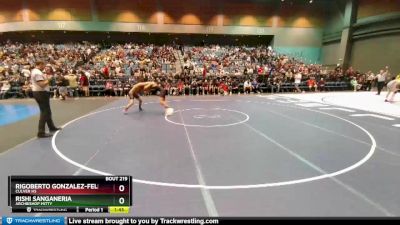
[123,81,169,113]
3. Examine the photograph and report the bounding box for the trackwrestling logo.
[2,217,64,225]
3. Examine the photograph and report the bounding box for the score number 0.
[118,185,126,205]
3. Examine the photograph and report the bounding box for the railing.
[1,81,351,99]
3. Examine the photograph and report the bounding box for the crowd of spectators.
[0,40,397,100]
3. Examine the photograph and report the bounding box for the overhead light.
[309,0,313,3]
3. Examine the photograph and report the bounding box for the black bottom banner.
[66,217,399,225]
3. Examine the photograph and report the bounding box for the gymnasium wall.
[27,0,92,21]
[0,0,24,23]
[0,0,337,63]
[357,0,400,21]
[350,0,400,73]
[321,42,341,66]
[320,0,400,73]
[321,1,345,67]
[0,0,328,27]
[350,34,400,74]
[96,0,158,24]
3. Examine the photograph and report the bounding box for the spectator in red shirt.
[307,77,317,92]
[219,82,229,96]
[257,66,264,75]
[177,80,184,95]
[79,71,89,97]
[102,66,109,78]
[346,66,355,77]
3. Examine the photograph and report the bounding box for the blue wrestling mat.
[0,104,39,126]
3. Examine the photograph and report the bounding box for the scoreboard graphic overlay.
[8,176,132,213]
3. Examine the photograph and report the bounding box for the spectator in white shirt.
[294,72,302,93]
[376,66,389,95]
[21,65,31,78]
[0,81,11,99]
[244,80,252,94]
[366,71,375,91]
